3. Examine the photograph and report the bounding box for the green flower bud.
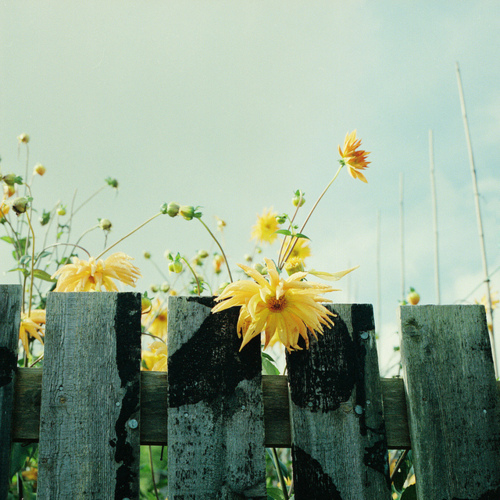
[57,205,66,216]
[11,196,29,215]
[39,210,51,226]
[276,214,287,224]
[99,218,112,231]
[160,282,170,293]
[197,249,209,259]
[165,202,180,217]
[143,251,151,259]
[150,284,159,293]
[244,254,253,263]
[292,190,306,207]
[169,261,183,273]
[105,177,119,189]
[253,263,267,275]
[179,205,195,221]
[2,173,23,187]
[17,133,30,143]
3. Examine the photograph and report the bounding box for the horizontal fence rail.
[2,286,500,500]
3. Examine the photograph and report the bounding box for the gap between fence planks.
[14,369,498,449]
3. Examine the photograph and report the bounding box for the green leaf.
[262,356,280,376]
[267,487,285,500]
[33,269,57,282]
[294,233,310,240]
[8,267,29,277]
[0,236,14,244]
[275,229,292,236]
[400,483,417,500]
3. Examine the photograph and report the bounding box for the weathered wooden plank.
[12,368,500,449]
[287,304,391,500]
[400,305,500,499]
[0,285,22,500]
[167,296,266,499]
[37,292,142,500]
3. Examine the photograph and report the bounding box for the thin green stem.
[277,196,303,268]
[95,212,163,260]
[271,448,289,500]
[148,446,160,500]
[25,211,36,317]
[197,217,233,283]
[72,184,106,217]
[280,164,344,269]
[181,256,201,296]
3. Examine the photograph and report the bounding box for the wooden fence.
[1,283,500,499]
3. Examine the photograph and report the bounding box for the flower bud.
[160,282,170,293]
[276,215,287,224]
[141,296,152,312]
[105,177,119,189]
[34,163,46,176]
[99,218,112,231]
[253,263,267,275]
[150,284,159,293]
[213,254,224,274]
[197,249,209,259]
[169,261,183,273]
[284,257,305,276]
[165,202,180,217]
[2,173,22,187]
[244,254,253,263]
[179,205,195,221]
[292,190,306,207]
[17,133,29,143]
[57,205,66,216]
[11,196,29,215]
[4,185,16,198]
[143,251,151,259]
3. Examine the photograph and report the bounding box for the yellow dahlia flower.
[284,236,311,262]
[19,309,45,354]
[52,252,141,292]
[142,298,168,340]
[339,130,371,183]
[142,341,168,371]
[251,208,279,244]
[212,258,338,352]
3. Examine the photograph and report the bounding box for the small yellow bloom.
[52,252,141,292]
[251,208,280,244]
[212,258,341,352]
[284,236,311,262]
[338,130,371,183]
[0,200,9,219]
[213,254,224,274]
[284,256,305,276]
[33,163,46,176]
[142,298,168,340]
[21,468,38,481]
[4,184,16,198]
[19,310,45,354]
[142,341,168,371]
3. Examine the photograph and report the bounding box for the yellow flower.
[19,309,45,354]
[213,254,224,274]
[284,236,311,261]
[251,208,279,244]
[52,252,141,292]
[142,341,168,371]
[284,256,305,276]
[212,258,339,352]
[338,130,371,183]
[142,298,168,340]
[21,468,38,481]
[33,163,46,176]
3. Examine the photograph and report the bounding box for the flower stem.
[277,196,303,268]
[271,448,289,500]
[95,212,163,260]
[280,164,344,269]
[197,217,233,283]
[25,211,36,317]
[181,256,202,296]
[148,446,160,500]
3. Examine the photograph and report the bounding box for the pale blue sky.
[1,1,499,371]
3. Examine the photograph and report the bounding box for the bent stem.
[95,212,163,260]
[197,217,233,283]
[181,256,202,296]
[280,164,344,269]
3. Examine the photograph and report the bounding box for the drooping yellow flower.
[142,298,168,340]
[251,208,280,244]
[19,309,45,354]
[52,252,141,292]
[338,130,371,183]
[212,258,340,352]
[142,341,168,371]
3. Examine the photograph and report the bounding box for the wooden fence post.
[0,285,22,500]
[400,305,500,499]
[167,296,266,499]
[286,304,391,500]
[37,292,142,500]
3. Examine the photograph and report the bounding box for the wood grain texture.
[0,285,22,500]
[400,305,500,499]
[37,292,141,500]
[286,304,391,500]
[167,296,266,499]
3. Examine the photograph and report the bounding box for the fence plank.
[287,303,391,500]
[400,305,500,499]
[0,285,22,499]
[167,296,266,499]
[37,292,142,500]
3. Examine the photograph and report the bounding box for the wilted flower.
[338,130,371,183]
[19,310,45,354]
[52,252,141,292]
[212,258,342,352]
[11,196,29,215]
[251,208,280,244]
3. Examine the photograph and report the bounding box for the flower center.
[267,296,287,312]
